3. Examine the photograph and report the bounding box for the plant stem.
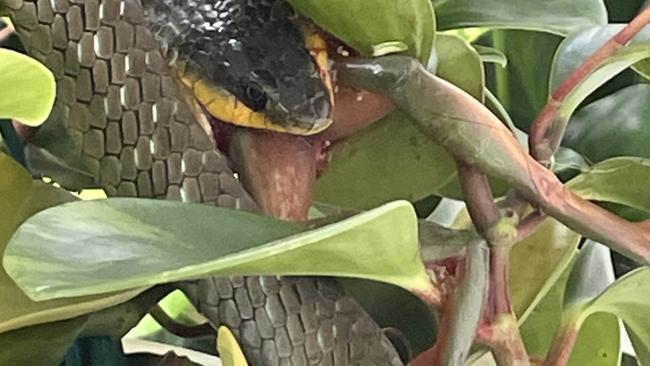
[457,162,530,366]
[339,57,650,264]
[476,246,530,366]
[458,161,500,235]
[529,5,650,163]
[478,313,531,366]
[543,317,581,366]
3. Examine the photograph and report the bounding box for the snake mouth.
[176,70,333,136]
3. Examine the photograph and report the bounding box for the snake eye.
[244,82,267,111]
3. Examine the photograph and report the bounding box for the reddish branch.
[543,323,580,366]
[457,163,530,366]
[529,5,650,163]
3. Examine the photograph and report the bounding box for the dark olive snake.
[0,0,404,364]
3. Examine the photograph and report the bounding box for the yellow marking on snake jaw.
[178,70,332,135]
[303,25,335,107]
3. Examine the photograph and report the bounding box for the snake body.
[1,0,403,364]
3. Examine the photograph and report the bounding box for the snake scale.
[0,0,404,364]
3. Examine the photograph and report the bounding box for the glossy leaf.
[509,218,581,320]
[435,33,484,102]
[0,48,55,126]
[315,34,490,208]
[434,0,606,35]
[474,45,507,67]
[0,177,145,333]
[314,111,459,209]
[520,270,620,366]
[563,242,616,309]
[579,266,650,364]
[567,157,650,215]
[4,199,432,301]
[550,243,628,365]
[491,30,562,131]
[553,147,590,182]
[564,85,650,162]
[550,25,650,127]
[287,0,435,63]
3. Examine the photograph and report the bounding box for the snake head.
[167,0,333,136]
[231,20,333,135]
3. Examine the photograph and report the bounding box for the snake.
[0,0,405,364]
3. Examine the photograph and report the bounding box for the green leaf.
[0,152,32,249]
[434,0,606,35]
[4,199,432,301]
[0,316,88,366]
[436,33,485,102]
[491,30,562,131]
[569,313,620,366]
[473,45,507,67]
[564,85,650,162]
[554,242,650,365]
[314,111,459,209]
[553,147,590,181]
[0,177,145,333]
[581,266,650,364]
[287,0,435,63]
[0,48,55,126]
[550,25,650,125]
[509,218,581,319]
[520,262,620,366]
[563,242,615,308]
[567,157,650,214]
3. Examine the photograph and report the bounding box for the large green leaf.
[434,0,606,35]
[549,25,650,127]
[567,157,650,215]
[0,179,146,333]
[4,199,432,301]
[314,111,459,209]
[0,48,55,126]
[315,34,488,208]
[287,0,435,62]
[564,85,650,162]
